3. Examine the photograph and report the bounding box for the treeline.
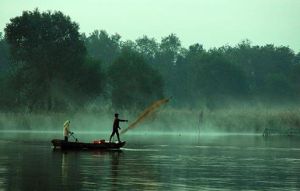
[0,9,300,112]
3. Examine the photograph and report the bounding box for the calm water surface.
[0,132,300,191]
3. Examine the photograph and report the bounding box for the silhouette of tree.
[136,35,159,65]
[84,30,121,69]
[108,48,163,110]
[4,9,103,111]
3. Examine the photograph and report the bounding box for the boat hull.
[51,139,126,150]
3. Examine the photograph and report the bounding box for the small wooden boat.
[51,139,126,150]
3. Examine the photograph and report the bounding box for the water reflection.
[61,152,67,186]
[0,133,300,190]
[0,156,8,190]
[54,149,124,190]
[110,151,121,191]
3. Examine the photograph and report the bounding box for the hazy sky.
[1,0,299,51]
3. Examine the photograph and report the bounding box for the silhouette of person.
[109,113,128,142]
[63,120,73,142]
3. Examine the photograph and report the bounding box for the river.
[0,131,299,190]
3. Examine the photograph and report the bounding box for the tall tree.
[195,52,248,98]
[173,43,206,106]
[156,34,182,96]
[0,33,9,72]
[5,9,102,111]
[221,40,296,97]
[84,30,121,68]
[136,35,158,64]
[0,33,14,109]
[108,48,163,110]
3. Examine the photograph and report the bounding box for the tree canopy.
[108,48,163,110]
[4,9,103,111]
[1,9,300,112]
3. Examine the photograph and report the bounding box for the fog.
[1,101,300,139]
[1,7,300,139]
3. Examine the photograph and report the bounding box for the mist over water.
[1,102,300,137]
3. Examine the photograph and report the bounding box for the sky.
[0,0,299,51]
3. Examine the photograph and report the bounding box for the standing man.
[109,113,128,142]
[63,120,72,142]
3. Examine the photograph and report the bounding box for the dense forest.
[1,9,300,113]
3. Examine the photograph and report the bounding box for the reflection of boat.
[51,139,126,150]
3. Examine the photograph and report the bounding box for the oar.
[70,132,78,142]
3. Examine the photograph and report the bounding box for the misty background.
[0,1,300,135]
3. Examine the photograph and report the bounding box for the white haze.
[0,0,300,51]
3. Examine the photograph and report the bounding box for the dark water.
[0,132,300,191]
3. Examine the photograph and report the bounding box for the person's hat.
[64,120,70,126]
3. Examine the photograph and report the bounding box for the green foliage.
[154,34,183,98]
[0,72,15,109]
[136,35,158,64]
[220,41,296,98]
[120,40,137,51]
[108,48,163,110]
[290,63,300,94]
[195,53,248,98]
[1,9,300,112]
[78,58,104,98]
[156,33,182,69]
[0,33,9,71]
[264,74,293,98]
[160,33,181,55]
[84,30,121,68]
[4,9,103,111]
